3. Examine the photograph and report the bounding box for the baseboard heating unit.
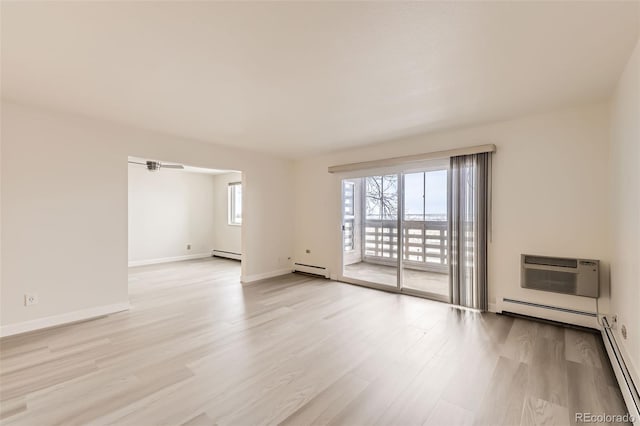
[292,263,330,279]
[501,298,598,329]
[601,317,640,425]
[212,250,242,261]
[503,298,597,318]
[500,311,597,333]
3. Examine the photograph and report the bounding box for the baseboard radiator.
[601,317,640,424]
[292,263,330,279]
[501,298,598,329]
[503,298,598,317]
[212,250,242,261]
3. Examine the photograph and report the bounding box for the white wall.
[609,38,640,383]
[212,172,242,255]
[128,165,216,264]
[1,101,294,331]
[294,102,612,317]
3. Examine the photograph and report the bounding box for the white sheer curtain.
[449,153,490,311]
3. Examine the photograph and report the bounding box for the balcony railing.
[358,219,449,273]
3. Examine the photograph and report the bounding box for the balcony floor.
[343,261,449,298]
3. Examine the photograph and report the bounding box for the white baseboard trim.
[212,250,242,261]
[601,318,640,425]
[128,253,212,267]
[0,301,130,338]
[614,329,640,397]
[496,297,599,329]
[241,268,292,283]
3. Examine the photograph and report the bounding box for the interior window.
[228,182,242,225]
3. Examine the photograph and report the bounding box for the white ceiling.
[2,2,638,157]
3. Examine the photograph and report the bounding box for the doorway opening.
[127,156,243,281]
[340,160,450,302]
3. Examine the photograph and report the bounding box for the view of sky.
[361,171,448,220]
[404,170,447,219]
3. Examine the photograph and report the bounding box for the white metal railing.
[343,218,355,251]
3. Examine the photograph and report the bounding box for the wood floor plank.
[182,412,214,426]
[528,335,568,406]
[439,341,501,413]
[501,318,539,364]
[0,398,26,421]
[564,360,632,426]
[374,353,458,425]
[520,396,570,426]
[565,328,602,368]
[279,373,370,426]
[473,356,529,426]
[424,399,474,426]
[0,258,629,425]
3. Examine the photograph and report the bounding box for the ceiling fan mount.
[128,159,184,172]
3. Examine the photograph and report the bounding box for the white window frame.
[228,182,242,226]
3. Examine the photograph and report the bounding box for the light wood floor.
[0,258,629,425]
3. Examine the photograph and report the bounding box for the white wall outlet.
[24,293,38,306]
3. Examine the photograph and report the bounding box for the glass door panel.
[342,174,399,289]
[401,169,450,299]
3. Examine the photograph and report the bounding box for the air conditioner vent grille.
[523,255,577,268]
[524,268,577,294]
[521,254,599,298]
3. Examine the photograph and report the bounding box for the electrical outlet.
[187,244,191,250]
[24,293,38,306]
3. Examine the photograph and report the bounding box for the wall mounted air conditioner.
[521,254,599,298]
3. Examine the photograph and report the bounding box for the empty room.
[0,1,639,425]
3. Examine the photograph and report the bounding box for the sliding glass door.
[342,174,399,289]
[401,169,450,300]
[340,162,450,301]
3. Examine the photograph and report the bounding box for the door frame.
[337,165,451,303]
